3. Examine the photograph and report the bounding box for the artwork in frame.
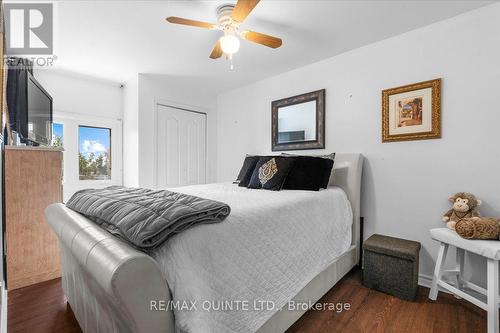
[382,78,441,142]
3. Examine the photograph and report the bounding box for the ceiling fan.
[166,0,282,68]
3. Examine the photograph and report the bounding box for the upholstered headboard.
[330,153,364,262]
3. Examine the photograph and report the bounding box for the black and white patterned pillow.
[247,156,296,191]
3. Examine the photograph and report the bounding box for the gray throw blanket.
[66,186,230,252]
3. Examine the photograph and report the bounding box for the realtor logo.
[5,3,53,55]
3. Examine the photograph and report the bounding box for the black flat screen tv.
[25,72,53,145]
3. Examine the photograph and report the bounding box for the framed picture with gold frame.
[382,78,441,142]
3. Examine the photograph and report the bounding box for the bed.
[45,153,363,333]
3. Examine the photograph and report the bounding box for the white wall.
[35,70,124,199]
[137,74,218,188]
[36,70,123,119]
[217,4,500,285]
[123,75,139,187]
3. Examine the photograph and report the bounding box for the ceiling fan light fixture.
[219,34,240,55]
[166,0,283,61]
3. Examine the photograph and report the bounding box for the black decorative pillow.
[247,156,296,191]
[236,155,260,187]
[282,152,335,187]
[282,156,334,191]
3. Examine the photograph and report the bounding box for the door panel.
[156,105,206,188]
[166,117,180,185]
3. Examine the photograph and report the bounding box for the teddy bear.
[442,192,481,230]
[455,217,500,240]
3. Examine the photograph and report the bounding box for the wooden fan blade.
[166,16,216,29]
[210,41,223,59]
[231,0,260,23]
[242,31,282,48]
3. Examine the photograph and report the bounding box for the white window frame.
[53,111,122,201]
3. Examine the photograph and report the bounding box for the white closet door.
[156,105,206,188]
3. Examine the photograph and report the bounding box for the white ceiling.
[49,0,493,92]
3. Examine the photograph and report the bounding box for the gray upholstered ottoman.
[363,234,421,301]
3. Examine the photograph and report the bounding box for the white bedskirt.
[151,183,352,333]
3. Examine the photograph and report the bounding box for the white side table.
[429,228,500,333]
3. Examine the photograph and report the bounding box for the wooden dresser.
[5,146,63,290]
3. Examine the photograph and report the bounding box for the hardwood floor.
[287,270,486,333]
[8,278,80,333]
[8,269,487,333]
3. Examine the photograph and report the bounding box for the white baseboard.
[419,272,489,302]
[418,273,434,289]
[418,273,452,294]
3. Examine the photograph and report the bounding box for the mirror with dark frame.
[271,89,325,151]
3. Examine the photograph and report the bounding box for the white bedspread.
[151,183,352,333]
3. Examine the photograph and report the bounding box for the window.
[52,123,64,180]
[79,126,111,180]
[52,123,63,147]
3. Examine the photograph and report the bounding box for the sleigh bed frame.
[45,153,363,333]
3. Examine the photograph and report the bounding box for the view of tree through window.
[52,123,63,148]
[52,123,64,179]
[79,126,111,180]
